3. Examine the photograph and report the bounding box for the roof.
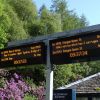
[58,72,100,94]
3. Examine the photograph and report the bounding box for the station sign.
[0,42,46,67]
[53,89,76,100]
[50,31,100,64]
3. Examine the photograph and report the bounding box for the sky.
[33,0,100,26]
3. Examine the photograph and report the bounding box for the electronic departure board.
[0,42,46,67]
[50,31,100,64]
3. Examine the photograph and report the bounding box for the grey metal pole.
[45,40,53,100]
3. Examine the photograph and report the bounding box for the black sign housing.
[0,42,46,67]
[50,31,100,64]
[53,89,76,100]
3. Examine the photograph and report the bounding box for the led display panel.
[50,31,100,64]
[0,42,46,67]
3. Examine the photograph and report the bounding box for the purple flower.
[0,73,30,100]
[14,73,19,79]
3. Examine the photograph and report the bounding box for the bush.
[24,93,37,100]
[0,73,29,100]
[30,86,45,100]
[0,72,45,100]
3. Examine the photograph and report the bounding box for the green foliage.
[95,87,100,91]
[51,0,68,14]
[6,0,32,40]
[32,65,45,85]
[8,65,45,86]
[0,0,4,16]
[24,77,36,88]
[0,0,93,90]
[0,0,31,47]
[54,64,73,88]
[0,0,9,48]
[72,63,91,77]
[51,0,88,31]
[79,15,89,27]
[8,0,38,37]
[87,60,100,75]
[8,0,37,21]
[6,7,28,40]
[0,0,38,44]
[53,63,92,88]
[0,77,5,88]
[28,20,45,36]
[0,28,8,48]
[24,93,37,100]
[39,5,62,35]
[62,13,84,31]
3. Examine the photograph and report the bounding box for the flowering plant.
[0,73,29,100]
[0,72,45,100]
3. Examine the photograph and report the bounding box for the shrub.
[0,72,45,100]
[24,93,37,100]
[30,86,45,100]
[0,73,29,100]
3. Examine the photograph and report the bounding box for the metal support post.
[45,40,53,100]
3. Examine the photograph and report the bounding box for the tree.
[39,5,62,35]
[5,3,29,41]
[54,64,73,88]
[50,0,88,31]
[51,0,68,29]
[8,0,37,21]
[80,14,89,27]
[7,0,38,40]
[53,63,91,88]
[0,28,8,48]
[50,0,68,17]
[0,0,31,43]
[0,0,10,48]
[87,61,100,75]
[62,12,88,31]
